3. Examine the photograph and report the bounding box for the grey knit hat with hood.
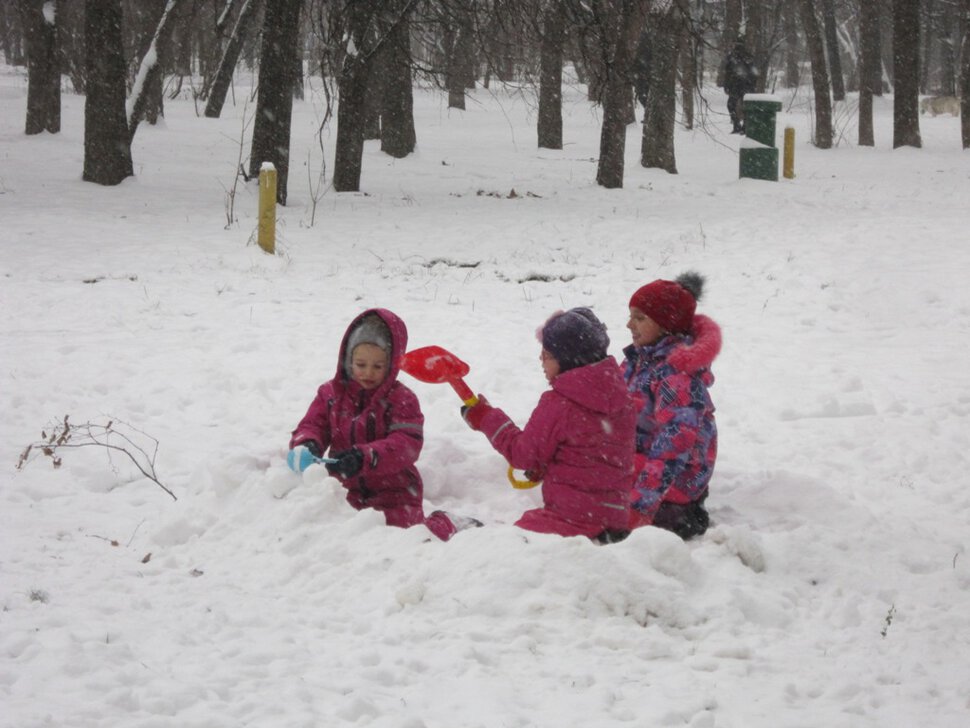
[344,314,392,374]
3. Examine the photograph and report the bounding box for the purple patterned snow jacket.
[289,309,426,524]
[476,356,636,538]
[623,314,721,519]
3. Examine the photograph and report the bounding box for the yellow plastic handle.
[507,466,540,490]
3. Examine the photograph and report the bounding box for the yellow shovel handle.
[507,466,540,489]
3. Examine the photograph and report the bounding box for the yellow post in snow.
[783,127,795,179]
[257,163,277,254]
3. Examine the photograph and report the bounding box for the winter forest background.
[6,0,970,195]
[3,1,970,727]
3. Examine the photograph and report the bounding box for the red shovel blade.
[400,345,476,403]
[400,345,470,383]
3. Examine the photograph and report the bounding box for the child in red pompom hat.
[624,272,721,539]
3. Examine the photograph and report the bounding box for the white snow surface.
[2,65,969,728]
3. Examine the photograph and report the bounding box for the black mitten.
[325,448,364,478]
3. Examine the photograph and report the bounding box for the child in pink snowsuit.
[624,272,721,539]
[288,309,459,540]
[461,308,636,543]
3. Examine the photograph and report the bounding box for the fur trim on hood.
[667,314,721,374]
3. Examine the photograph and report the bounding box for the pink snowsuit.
[289,309,453,539]
[475,357,636,539]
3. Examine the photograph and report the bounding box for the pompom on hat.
[628,271,705,334]
[540,307,610,373]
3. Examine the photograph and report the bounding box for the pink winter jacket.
[476,357,636,538]
[289,309,425,517]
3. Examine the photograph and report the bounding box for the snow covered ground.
[2,64,969,728]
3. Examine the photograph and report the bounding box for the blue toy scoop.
[287,446,338,473]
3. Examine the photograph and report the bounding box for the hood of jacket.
[335,308,408,399]
[551,356,630,415]
[623,314,721,374]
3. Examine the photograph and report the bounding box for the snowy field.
[2,63,969,728]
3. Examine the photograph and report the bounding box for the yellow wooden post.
[257,163,276,254]
[783,127,795,179]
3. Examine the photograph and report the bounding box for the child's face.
[350,343,389,390]
[628,307,665,347]
[540,348,560,383]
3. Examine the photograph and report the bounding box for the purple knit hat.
[540,307,610,372]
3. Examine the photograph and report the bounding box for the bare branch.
[17,416,176,501]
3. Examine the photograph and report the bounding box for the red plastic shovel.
[399,345,539,490]
[399,345,479,406]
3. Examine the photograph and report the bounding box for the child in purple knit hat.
[461,307,636,542]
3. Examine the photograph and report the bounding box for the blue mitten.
[287,445,319,473]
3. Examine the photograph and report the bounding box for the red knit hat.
[628,272,704,334]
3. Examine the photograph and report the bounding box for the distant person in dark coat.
[722,40,757,134]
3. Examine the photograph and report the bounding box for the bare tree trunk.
[1,1,27,65]
[745,0,770,93]
[822,0,845,100]
[784,0,800,87]
[680,23,695,130]
[334,49,369,191]
[293,44,305,101]
[83,0,133,185]
[718,0,742,88]
[938,0,957,95]
[595,0,649,189]
[445,22,471,109]
[204,0,262,118]
[641,7,681,173]
[537,0,564,150]
[128,0,184,144]
[128,0,166,128]
[333,1,379,193]
[381,13,416,158]
[892,0,921,148]
[363,45,383,140]
[799,0,833,148]
[193,0,222,86]
[880,4,894,91]
[919,0,935,92]
[19,0,60,134]
[248,0,301,203]
[859,0,879,146]
[960,0,970,148]
[56,1,85,92]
